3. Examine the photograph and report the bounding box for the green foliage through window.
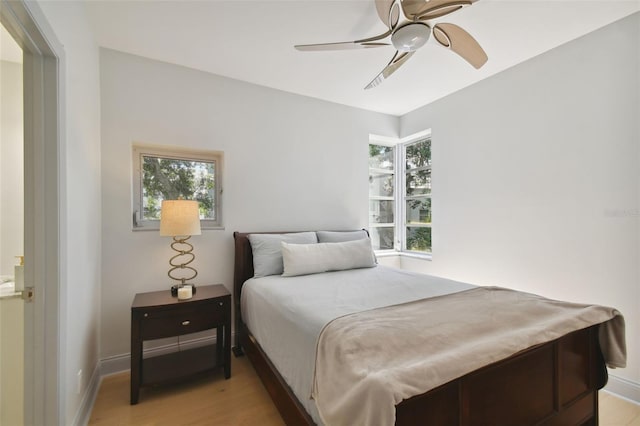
[368,143,395,250]
[142,155,216,221]
[407,227,432,252]
[405,138,432,253]
[405,140,431,169]
[368,136,431,254]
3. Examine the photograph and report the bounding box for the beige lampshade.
[159,200,202,236]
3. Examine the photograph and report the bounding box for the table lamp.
[160,199,201,297]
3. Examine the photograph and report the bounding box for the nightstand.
[130,284,231,404]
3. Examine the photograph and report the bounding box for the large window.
[368,134,431,254]
[368,144,395,250]
[403,139,431,253]
[132,144,223,230]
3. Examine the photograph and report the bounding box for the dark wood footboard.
[233,231,608,425]
[239,320,606,426]
[396,325,607,425]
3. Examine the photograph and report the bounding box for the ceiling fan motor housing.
[391,23,431,52]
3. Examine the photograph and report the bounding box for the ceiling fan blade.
[375,0,394,28]
[433,22,487,68]
[295,29,392,51]
[404,0,474,21]
[295,42,389,51]
[375,0,403,29]
[365,50,415,89]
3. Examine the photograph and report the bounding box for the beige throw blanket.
[311,287,626,426]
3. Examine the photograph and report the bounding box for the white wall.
[400,13,640,388]
[35,2,102,424]
[0,60,24,277]
[99,49,398,359]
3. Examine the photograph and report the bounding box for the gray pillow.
[282,238,377,277]
[248,232,318,277]
[316,230,369,243]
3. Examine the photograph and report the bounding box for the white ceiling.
[59,1,640,115]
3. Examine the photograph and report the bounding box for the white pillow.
[316,230,369,243]
[248,232,318,277]
[281,238,377,277]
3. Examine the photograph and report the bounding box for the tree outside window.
[405,139,431,253]
[368,144,395,250]
[142,156,216,221]
[368,135,431,254]
[132,144,223,230]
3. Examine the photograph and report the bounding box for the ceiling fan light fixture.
[391,23,431,52]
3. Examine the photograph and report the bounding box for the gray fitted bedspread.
[241,265,475,424]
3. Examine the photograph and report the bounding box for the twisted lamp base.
[167,235,198,296]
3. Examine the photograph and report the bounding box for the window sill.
[375,251,432,261]
[401,252,432,261]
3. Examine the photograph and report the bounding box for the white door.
[0,21,26,426]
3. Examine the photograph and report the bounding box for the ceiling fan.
[294,0,488,89]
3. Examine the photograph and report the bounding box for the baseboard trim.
[100,352,130,376]
[604,373,640,405]
[72,363,101,426]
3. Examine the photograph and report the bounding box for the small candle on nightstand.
[177,286,192,300]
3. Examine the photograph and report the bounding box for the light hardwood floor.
[600,392,640,426]
[90,356,640,425]
[89,356,283,426]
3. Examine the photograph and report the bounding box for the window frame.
[399,136,432,255]
[369,130,432,258]
[132,143,224,231]
[368,139,397,253]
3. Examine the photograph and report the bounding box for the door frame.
[0,1,64,424]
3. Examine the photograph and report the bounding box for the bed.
[232,230,625,426]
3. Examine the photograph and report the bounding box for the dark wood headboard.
[233,232,256,332]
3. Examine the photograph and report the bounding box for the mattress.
[240,265,475,425]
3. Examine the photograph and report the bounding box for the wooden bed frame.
[232,231,609,425]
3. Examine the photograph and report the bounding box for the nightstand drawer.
[140,305,224,340]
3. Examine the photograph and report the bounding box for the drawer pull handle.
[219,302,223,306]
[182,320,190,326]
[144,313,148,318]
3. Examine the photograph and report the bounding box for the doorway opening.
[1,1,62,423]
[0,20,25,425]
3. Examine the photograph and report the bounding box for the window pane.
[405,139,431,169]
[142,155,216,221]
[370,227,395,250]
[369,200,394,224]
[369,172,394,197]
[369,144,394,170]
[406,198,431,224]
[406,227,431,253]
[406,169,431,196]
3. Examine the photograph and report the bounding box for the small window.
[132,144,223,230]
